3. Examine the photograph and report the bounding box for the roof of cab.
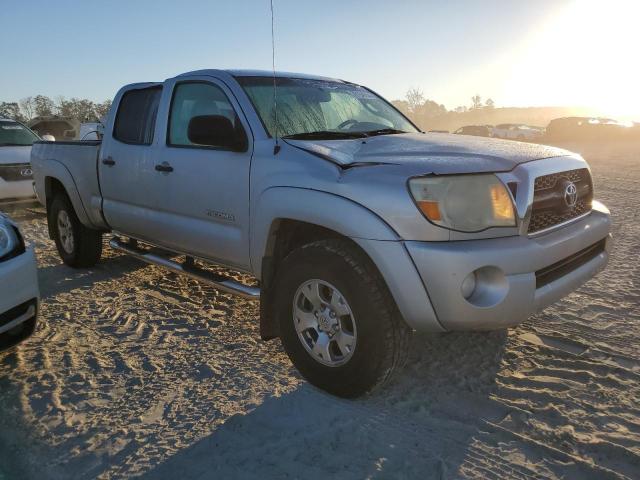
[176,69,345,83]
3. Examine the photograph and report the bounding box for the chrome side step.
[109,237,260,300]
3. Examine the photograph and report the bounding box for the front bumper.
[0,178,35,201]
[0,246,39,349]
[405,207,611,331]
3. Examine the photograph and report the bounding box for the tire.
[272,239,411,398]
[50,194,103,268]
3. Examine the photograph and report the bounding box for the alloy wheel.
[292,279,357,367]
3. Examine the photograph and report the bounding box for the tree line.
[392,87,495,127]
[1,88,490,128]
[0,95,112,124]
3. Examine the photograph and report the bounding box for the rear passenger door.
[99,85,162,240]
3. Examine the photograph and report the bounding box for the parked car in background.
[0,213,39,350]
[0,118,39,202]
[545,117,637,141]
[453,125,492,137]
[492,124,545,141]
[32,69,611,397]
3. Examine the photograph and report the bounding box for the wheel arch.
[251,187,399,277]
[42,162,93,229]
[44,173,93,240]
[252,187,442,339]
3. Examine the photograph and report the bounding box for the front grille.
[528,199,591,233]
[534,169,584,189]
[528,168,593,234]
[0,163,33,182]
[535,238,606,288]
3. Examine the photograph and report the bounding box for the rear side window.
[113,87,161,145]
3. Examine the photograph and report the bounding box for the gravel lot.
[0,140,638,479]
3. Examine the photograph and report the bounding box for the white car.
[492,124,544,141]
[0,118,40,202]
[0,213,39,350]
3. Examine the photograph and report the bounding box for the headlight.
[0,218,19,259]
[409,174,516,232]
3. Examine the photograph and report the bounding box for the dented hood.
[286,132,574,174]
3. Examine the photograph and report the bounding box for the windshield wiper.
[361,128,407,137]
[282,128,407,140]
[282,130,368,140]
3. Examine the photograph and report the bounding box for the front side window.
[0,121,39,146]
[113,87,161,145]
[168,82,238,147]
[237,76,419,138]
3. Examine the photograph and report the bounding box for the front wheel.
[273,239,411,398]
[50,194,103,268]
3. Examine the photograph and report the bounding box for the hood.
[0,145,32,165]
[286,132,573,174]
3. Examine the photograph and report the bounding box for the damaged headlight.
[409,174,516,232]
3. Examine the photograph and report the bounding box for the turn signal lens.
[416,200,442,221]
[490,184,515,221]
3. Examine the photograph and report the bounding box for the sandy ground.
[0,141,638,479]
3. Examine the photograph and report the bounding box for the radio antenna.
[270,0,280,154]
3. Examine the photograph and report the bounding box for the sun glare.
[500,0,639,120]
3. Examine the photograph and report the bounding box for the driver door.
[147,77,253,270]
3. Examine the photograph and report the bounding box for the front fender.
[252,187,444,333]
[251,187,400,273]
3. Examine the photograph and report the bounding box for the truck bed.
[31,140,107,230]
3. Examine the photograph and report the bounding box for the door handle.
[155,162,174,173]
[102,157,115,166]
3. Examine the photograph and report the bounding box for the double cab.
[31,70,611,397]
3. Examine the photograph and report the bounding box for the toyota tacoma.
[31,70,611,397]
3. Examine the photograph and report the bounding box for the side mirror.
[187,115,247,152]
[41,134,55,141]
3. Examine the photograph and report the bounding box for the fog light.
[463,266,509,308]
[461,272,477,299]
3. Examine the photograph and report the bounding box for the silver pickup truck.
[31,70,612,397]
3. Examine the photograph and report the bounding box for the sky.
[1,0,638,118]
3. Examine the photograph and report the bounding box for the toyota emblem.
[563,181,578,208]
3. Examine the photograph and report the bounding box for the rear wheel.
[50,194,102,267]
[273,239,411,398]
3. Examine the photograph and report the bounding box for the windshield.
[237,76,419,139]
[0,120,39,146]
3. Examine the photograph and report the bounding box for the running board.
[109,237,260,300]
